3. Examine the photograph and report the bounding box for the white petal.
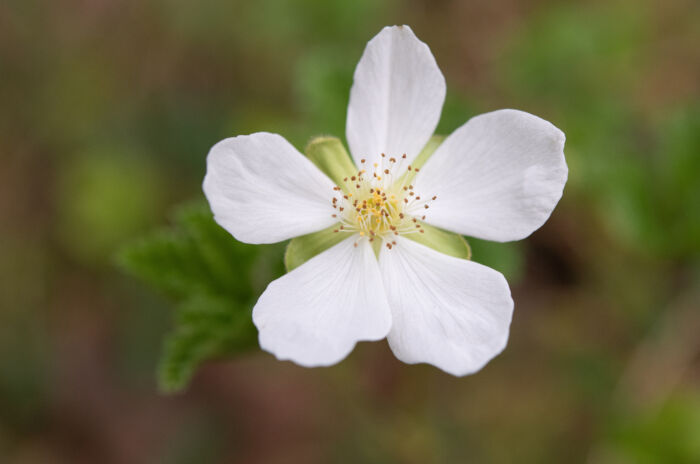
[252,236,392,367]
[346,25,446,168]
[203,132,338,244]
[380,237,513,376]
[415,109,568,242]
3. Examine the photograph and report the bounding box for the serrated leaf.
[117,202,284,393]
[157,295,258,393]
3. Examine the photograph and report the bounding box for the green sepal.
[400,135,445,185]
[413,135,446,169]
[285,222,470,272]
[405,223,472,260]
[402,135,470,260]
[284,224,346,271]
[287,135,461,270]
[305,136,357,189]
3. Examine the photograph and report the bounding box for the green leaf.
[284,224,345,272]
[405,223,472,260]
[157,295,258,393]
[304,136,358,188]
[117,202,284,393]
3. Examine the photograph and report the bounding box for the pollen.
[329,153,436,247]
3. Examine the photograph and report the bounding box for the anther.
[432,196,437,200]
[361,159,366,163]
[402,154,407,159]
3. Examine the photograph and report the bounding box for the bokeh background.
[2,0,699,462]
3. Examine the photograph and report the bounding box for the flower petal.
[203,132,338,244]
[415,109,568,242]
[253,236,392,367]
[380,237,513,376]
[346,25,446,167]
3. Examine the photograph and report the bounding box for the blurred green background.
[1,0,699,462]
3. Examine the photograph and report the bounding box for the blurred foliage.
[57,148,166,263]
[501,1,700,259]
[1,0,698,461]
[601,394,700,463]
[117,204,284,392]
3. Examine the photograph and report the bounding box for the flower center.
[330,154,437,249]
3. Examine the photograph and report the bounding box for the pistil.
[330,154,437,248]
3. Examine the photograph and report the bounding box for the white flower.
[203,25,567,376]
